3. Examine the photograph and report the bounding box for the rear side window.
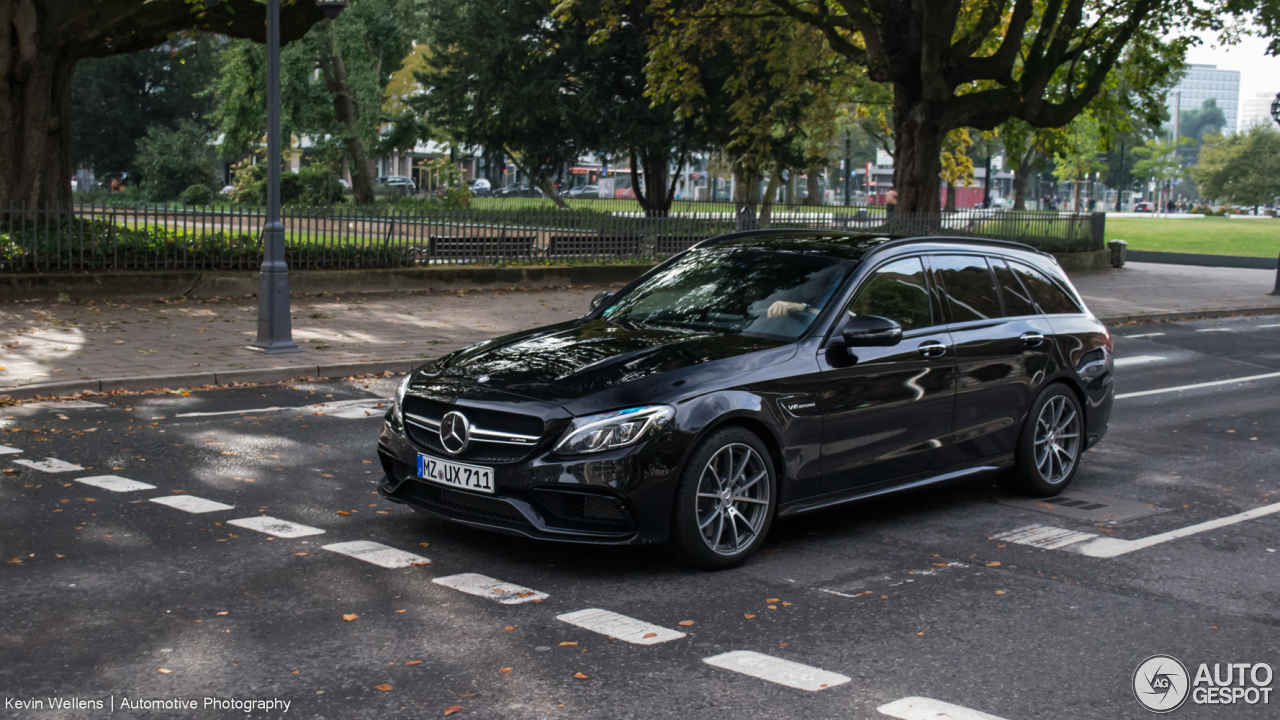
[847,257,933,331]
[932,254,1003,322]
[1009,261,1083,315]
[991,260,1039,317]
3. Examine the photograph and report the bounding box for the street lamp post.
[251,0,348,353]
[1270,93,1280,296]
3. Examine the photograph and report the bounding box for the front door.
[819,257,957,495]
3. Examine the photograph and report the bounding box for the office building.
[1166,64,1240,134]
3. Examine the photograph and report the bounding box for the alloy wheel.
[694,443,771,556]
[1033,395,1081,485]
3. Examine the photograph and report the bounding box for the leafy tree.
[210,0,416,204]
[940,128,975,212]
[133,119,219,201]
[1132,136,1192,211]
[1191,124,1280,211]
[70,34,222,178]
[1177,98,1227,165]
[1052,114,1107,211]
[1,0,324,208]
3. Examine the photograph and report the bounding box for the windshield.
[601,248,852,339]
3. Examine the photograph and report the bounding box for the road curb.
[0,359,418,401]
[1098,306,1280,325]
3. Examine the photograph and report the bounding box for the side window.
[932,254,1003,322]
[846,257,933,331]
[1009,261,1083,314]
[991,259,1039,317]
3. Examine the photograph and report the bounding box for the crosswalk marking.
[432,573,547,604]
[991,524,1097,550]
[556,608,686,645]
[702,651,850,691]
[322,540,430,568]
[879,697,1009,720]
[13,458,83,473]
[228,516,325,538]
[149,495,235,514]
[75,475,156,493]
[0,445,22,455]
[1114,355,1165,367]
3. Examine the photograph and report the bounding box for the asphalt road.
[3,314,1279,720]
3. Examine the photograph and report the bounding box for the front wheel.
[1009,384,1085,496]
[667,427,776,570]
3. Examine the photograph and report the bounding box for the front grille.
[397,480,528,523]
[531,489,633,528]
[402,395,544,463]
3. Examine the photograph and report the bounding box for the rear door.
[818,256,956,494]
[931,254,1056,463]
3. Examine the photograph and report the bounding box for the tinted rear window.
[992,260,1039,317]
[932,254,1003,322]
[1009,261,1083,314]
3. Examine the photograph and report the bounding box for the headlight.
[392,374,412,424]
[554,405,675,455]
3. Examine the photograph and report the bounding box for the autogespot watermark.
[1133,654,1274,713]
[3,696,292,713]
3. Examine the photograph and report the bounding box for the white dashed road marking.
[13,458,83,473]
[1256,324,1280,329]
[1195,328,1233,332]
[879,697,1009,720]
[1114,355,1165,367]
[228,516,325,538]
[702,651,850,692]
[0,445,22,455]
[1069,502,1280,558]
[75,475,156,492]
[1120,332,1165,339]
[432,573,547,604]
[1115,370,1280,400]
[991,524,1098,550]
[556,608,686,645]
[150,495,235,514]
[322,540,430,568]
[174,398,384,418]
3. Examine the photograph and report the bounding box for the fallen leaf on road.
[444,705,462,715]
[374,684,393,692]
[395,609,407,613]
[419,542,430,547]
[573,672,589,679]
[677,620,696,626]
[743,614,756,619]
[216,611,228,616]
[781,602,791,606]
[158,669,172,674]
[558,642,577,646]
[995,591,1007,595]
[767,605,777,610]
[336,511,350,515]
[293,553,309,556]
[499,667,512,673]
[504,626,515,631]
[916,632,924,636]
[986,561,1002,567]
[343,614,359,621]
[642,632,657,639]
[405,661,422,666]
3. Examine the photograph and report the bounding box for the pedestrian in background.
[885,188,898,219]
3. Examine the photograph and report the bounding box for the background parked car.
[494,183,543,198]
[470,178,491,197]
[1132,201,1153,213]
[566,184,600,199]
[375,176,417,192]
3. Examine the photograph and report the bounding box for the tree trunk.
[805,170,820,206]
[1012,151,1033,211]
[732,161,760,230]
[533,177,568,209]
[1,3,76,209]
[758,170,782,227]
[322,27,376,205]
[891,96,946,216]
[944,181,957,213]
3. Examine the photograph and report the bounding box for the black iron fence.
[0,202,1103,273]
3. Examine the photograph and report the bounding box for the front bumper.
[376,415,680,544]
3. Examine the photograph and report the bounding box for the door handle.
[1020,331,1046,346]
[917,341,948,358]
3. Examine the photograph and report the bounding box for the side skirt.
[776,454,1014,517]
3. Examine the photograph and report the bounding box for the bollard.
[1109,239,1127,268]
[1272,252,1280,296]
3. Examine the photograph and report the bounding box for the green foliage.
[1132,137,1193,185]
[179,184,215,206]
[1191,124,1280,208]
[70,35,223,175]
[133,120,219,202]
[1052,115,1107,185]
[227,160,266,205]
[282,166,347,206]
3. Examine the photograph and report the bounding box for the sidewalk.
[2,262,1278,399]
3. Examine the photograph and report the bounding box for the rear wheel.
[1009,384,1084,496]
[668,427,776,570]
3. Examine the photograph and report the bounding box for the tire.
[667,426,777,570]
[1009,384,1085,496]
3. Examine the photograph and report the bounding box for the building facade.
[1166,64,1240,133]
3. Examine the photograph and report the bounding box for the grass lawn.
[1106,216,1280,257]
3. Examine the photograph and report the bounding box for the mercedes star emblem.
[438,411,471,455]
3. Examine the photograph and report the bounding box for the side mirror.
[589,291,613,312]
[839,314,902,346]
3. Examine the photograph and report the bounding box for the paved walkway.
[2,262,1278,397]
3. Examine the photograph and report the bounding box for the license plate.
[417,453,495,495]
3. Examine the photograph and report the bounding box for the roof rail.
[868,235,1051,257]
[691,227,896,250]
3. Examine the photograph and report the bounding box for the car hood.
[416,320,794,406]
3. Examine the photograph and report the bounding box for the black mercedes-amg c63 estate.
[376,230,1114,568]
